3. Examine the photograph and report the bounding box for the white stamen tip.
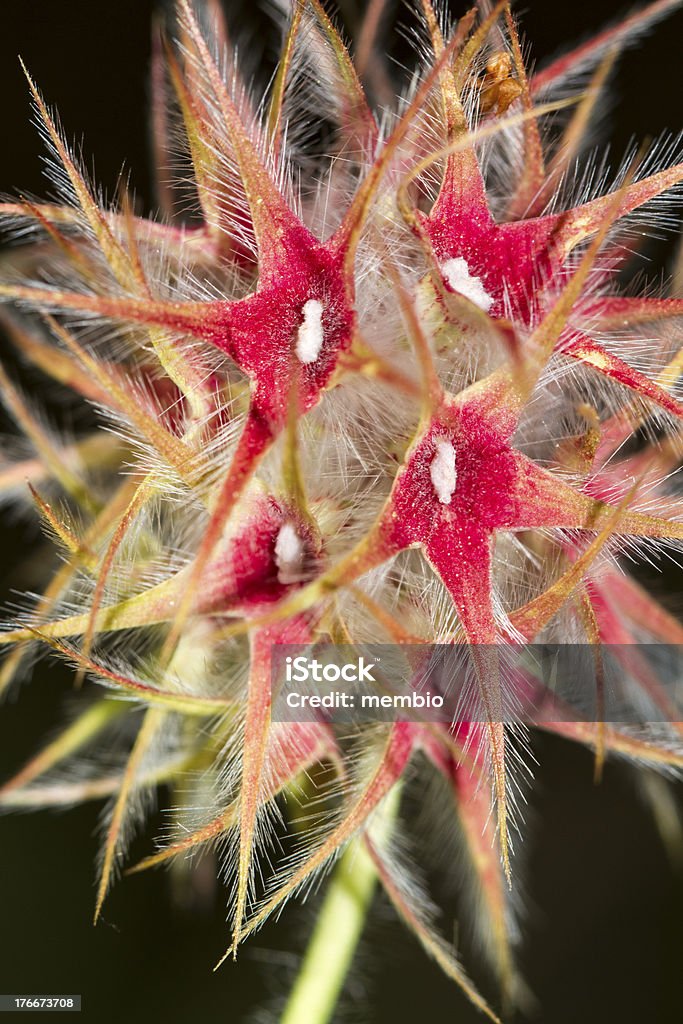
[430,439,457,505]
[440,257,494,312]
[296,299,325,364]
[275,522,305,583]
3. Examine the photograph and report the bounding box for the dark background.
[1,2,682,1022]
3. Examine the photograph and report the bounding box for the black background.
[0,2,682,1022]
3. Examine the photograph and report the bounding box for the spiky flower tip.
[1,0,683,1018]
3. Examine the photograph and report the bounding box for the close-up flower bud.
[0,2,681,1022]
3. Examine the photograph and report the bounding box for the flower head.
[1,1,682,1018]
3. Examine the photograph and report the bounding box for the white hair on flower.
[274,521,305,583]
[440,257,494,312]
[430,439,457,505]
[296,299,325,364]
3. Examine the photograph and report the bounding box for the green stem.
[280,785,402,1024]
